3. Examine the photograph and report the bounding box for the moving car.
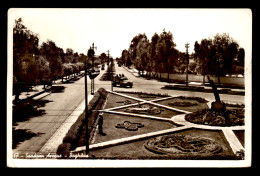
[112,74,133,88]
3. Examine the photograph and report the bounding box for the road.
[13,62,244,155]
[13,65,110,155]
[113,64,245,104]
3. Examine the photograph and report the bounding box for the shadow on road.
[13,99,53,125]
[12,128,45,149]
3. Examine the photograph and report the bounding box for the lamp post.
[90,43,97,95]
[84,54,89,155]
[85,43,97,155]
[107,50,113,91]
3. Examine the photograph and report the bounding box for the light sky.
[8,8,252,59]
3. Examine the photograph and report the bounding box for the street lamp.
[89,43,97,95]
[84,54,89,155]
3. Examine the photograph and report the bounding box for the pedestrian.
[98,115,106,136]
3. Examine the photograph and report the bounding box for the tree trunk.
[207,75,221,102]
[218,75,221,86]
[14,93,20,103]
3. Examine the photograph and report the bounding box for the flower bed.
[175,96,208,103]
[168,101,198,107]
[115,121,144,131]
[144,134,222,155]
[185,108,244,126]
[124,104,162,115]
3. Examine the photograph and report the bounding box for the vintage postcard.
[7,8,252,167]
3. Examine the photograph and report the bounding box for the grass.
[156,97,209,113]
[71,91,241,160]
[233,130,245,147]
[89,113,177,145]
[104,93,140,109]
[116,103,182,118]
[89,128,238,160]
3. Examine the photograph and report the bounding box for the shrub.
[175,96,208,103]
[57,88,108,156]
[56,143,71,159]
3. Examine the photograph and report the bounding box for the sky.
[8,8,252,60]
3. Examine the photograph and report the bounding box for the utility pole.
[84,53,89,155]
[185,43,190,87]
[90,43,97,95]
[85,43,97,155]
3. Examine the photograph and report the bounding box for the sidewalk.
[12,72,84,104]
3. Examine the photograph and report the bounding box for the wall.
[150,72,244,87]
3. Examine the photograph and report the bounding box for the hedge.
[56,88,108,156]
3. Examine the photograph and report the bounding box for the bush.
[57,88,108,156]
[164,85,205,91]
[56,143,71,159]
[176,96,208,103]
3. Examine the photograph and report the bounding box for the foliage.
[185,108,244,126]
[118,31,244,82]
[194,33,245,78]
[13,18,87,101]
[57,88,108,154]
[56,143,71,159]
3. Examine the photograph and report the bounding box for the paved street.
[13,65,110,155]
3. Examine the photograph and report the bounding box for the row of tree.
[118,29,245,83]
[194,33,245,83]
[13,18,89,102]
[120,29,182,82]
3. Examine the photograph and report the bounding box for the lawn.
[233,130,245,147]
[90,113,177,145]
[156,97,209,113]
[75,91,241,160]
[115,103,182,118]
[104,93,140,109]
[89,128,237,160]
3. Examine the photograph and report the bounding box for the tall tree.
[135,34,149,75]
[129,33,148,69]
[13,18,40,102]
[194,39,212,84]
[40,40,64,81]
[155,29,176,81]
[212,33,239,85]
[149,33,160,77]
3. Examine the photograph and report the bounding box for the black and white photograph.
[7,8,252,167]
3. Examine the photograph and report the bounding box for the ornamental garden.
[58,90,245,160]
